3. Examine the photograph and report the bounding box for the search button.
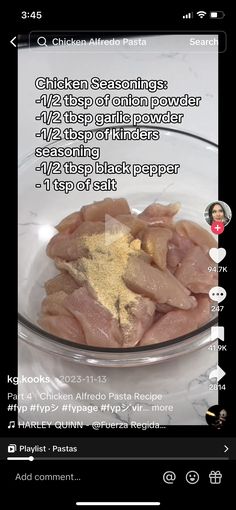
[37,36,47,47]
[163,471,176,484]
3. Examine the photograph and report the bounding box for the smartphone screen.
[2,7,234,508]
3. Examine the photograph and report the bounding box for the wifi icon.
[197,10,207,18]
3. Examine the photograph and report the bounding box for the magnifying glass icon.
[37,36,47,47]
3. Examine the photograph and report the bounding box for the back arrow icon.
[224,445,229,453]
[10,36,16,47]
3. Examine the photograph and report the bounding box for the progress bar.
[6,456,229,461]
[7,456,34,461]
[75,504,160,507]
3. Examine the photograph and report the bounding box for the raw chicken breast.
[175,245,218,293]
[73,221,104,236]
[45,272,79,295]
[139,202,180,226]
[123,256,197,310]
[121,297,156,346]
[175,220,217,248]
[63,288,123,348]
[38,315,86,344]
[40,198,217,347]
[46,222,104,260]
[140,296,211,345]
[141,227,173,270]
[167,232,194,272]
[155,303,177,313]
[46,233,89,261]
[54,258,97,298]
[81,198,130,222]
[115,214,146,236]
[41,291,72,317]
[56,211,83,234]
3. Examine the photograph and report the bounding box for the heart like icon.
[209,248,226,263]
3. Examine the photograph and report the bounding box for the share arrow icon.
[209,365,226,382]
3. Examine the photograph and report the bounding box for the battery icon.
[210,11,225,19]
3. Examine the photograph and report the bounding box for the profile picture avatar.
[205,201,232,227]
[206,405,228,430]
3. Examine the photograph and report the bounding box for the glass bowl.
[18,127,218,367]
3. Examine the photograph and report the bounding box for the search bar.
[29,31,226,53]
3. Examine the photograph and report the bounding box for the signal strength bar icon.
[183,12,193,19]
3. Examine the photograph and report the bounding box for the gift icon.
[209,471,222,484]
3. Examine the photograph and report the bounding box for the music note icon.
[8,421,15,429]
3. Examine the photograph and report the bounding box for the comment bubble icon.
[209,286,226,303]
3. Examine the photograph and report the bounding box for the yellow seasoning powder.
[79,232,141,325]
